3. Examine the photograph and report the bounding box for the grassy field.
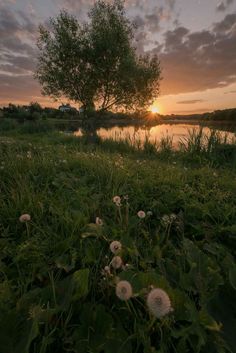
[0,122,236,353]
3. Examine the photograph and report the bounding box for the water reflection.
[74,123,236,148]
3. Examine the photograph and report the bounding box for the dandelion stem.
[26,222,30,237]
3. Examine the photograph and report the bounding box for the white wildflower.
[137,210,146,219]
[19,214,31,222]
[110,241,122,254]
[104,266,110,273]
[169,213,177,222]
[147,288,173,318]
[161,215,170,226]
[95,217,103,226]
[113,196,121,206]
[111,256,123,269]
[116,280,133,301]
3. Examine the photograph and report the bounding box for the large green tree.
[35,0,161,113]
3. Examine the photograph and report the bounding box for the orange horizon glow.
[149,103,162,114]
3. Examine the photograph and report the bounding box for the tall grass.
[0,129,236,352]
[179,127,232,153]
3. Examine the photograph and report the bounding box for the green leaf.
[229,266,236,290]
[0,310,39,353]
[72,268,90,300]
[199,310,222,332]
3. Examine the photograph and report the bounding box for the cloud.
[0,0,235,106]
[151,13,236,95]
[171,108,210,114]
[177,100,205,104]
[216,0,234,12]
[224,90,236,93]
[0,4,39,103]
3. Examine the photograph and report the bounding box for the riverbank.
[0,128,236,352]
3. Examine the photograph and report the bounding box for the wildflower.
[147,211,153,216]
[19,214,31,222]
[147,288,173,318]
[137,210,146,219]
[104,266,110,273]
[161,215,170,226]
[113,196,121,205]
[110,241,122,254]
[95,217,103,226]
[116,280,133,301]
[169,213,177,222]
[111,256,123,269]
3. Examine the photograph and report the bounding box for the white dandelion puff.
[19,214,31,223]
[116,280,133,301]
[161,215,170,226]
[111,256,123,269]
[113,196,121,205]
[110,241,122,254]
[95,217,103,226]
[137,210,146,219]
[169,214,177,222]
[147,288,173,318]
[104,266,110,273]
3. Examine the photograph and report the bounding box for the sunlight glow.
[149,105,160,114]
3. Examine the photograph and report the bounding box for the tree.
[29,102,42,114]
[35,0,161,115]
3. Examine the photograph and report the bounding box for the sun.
[149,105,160,114]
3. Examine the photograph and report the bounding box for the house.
[59,104,76,112]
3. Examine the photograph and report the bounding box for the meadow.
[0,120,236,353]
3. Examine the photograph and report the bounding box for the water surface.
[74,122,236,148]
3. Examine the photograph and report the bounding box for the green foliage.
[35,0,161,112]
[0,129,236,352]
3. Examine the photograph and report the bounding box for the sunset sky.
[0,0,236,114]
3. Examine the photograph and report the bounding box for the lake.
[73,122,236,148]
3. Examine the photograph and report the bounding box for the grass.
[0,124,236,353]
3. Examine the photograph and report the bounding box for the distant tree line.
[0,103,235,122]
[162,109,236,122]
[0,102,79,121]
[204,109,236,121]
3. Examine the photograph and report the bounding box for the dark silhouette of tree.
[35,0,161,116]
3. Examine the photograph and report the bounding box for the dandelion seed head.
[95,217,103,226]
[161,215,170,226]
[170,213,177,222]
[116,280,133,301]
[111,256,123,269]
[113,196,121,205]
[147,288,172,318]
[110,240,122,254]
[19,214,31,222]
[137,210,146,219]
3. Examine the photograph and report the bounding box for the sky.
[0,0,236,114]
